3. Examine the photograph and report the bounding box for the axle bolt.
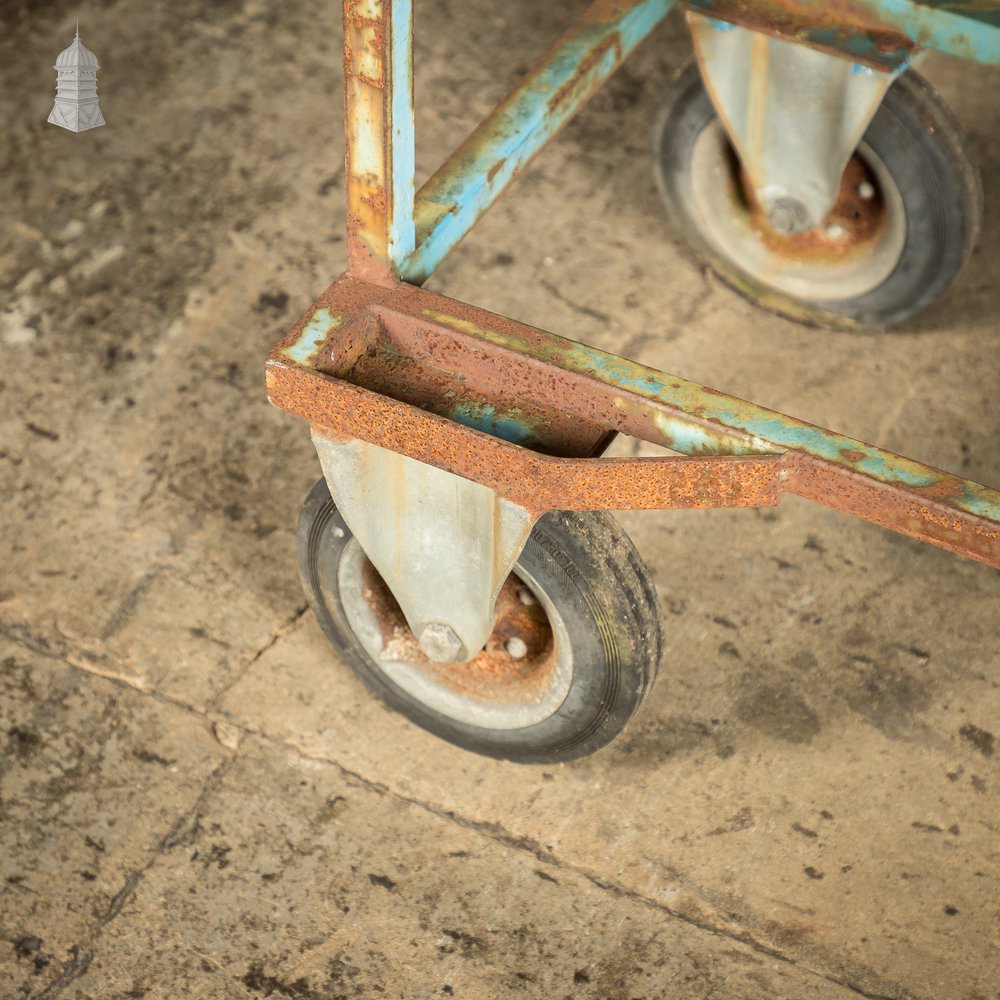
[766,197,812,234]
[418,623,466,663]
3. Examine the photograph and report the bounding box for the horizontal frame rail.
[269,362,784,513]
[688,0,1000,71]
[268,277,1000,568]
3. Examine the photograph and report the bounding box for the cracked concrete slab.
[0,638,230,996]
[217,568,1000,1000]
[2,1,999,998]
[62,736,863,1000]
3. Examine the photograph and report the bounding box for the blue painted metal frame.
[343,0,416,278]
[821,0,1000,62]
[365,0,1000,284]
[402,0,676,283]
[688,0,1000,71]
[322,0,1000,568]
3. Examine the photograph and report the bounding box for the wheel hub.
[338,540,574,731]
[689,123,907,303]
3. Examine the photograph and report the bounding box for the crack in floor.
[29,752,239,999]
[251,732,913,1000]
[204,601,310,711]
[4,619,915,1000]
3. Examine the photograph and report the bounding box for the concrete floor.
[2,2,999,998]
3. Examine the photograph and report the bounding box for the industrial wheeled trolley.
[266,0,1000,763]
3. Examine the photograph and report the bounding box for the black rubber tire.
[652,62,982,330]
[297,478,663,764]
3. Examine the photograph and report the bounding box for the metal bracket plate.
[313,433,534,662]
[689,11,899,231]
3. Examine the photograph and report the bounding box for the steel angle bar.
[267,277,1000,567]
[686,0,1000,70]
[402,0,675,284]
[266,362,783,514]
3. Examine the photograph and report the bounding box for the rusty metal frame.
[687,0,1000,71]
[267,0,1000,573]
[267,276,1000,566]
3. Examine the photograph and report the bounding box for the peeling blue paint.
[448,400,534,445]
[280,308,344,367]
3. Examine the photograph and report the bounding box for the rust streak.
[547,33,623,113]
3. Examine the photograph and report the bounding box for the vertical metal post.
[330,0,534,663]
[343,0,415,279]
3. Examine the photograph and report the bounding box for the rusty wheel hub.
[338,540,573,730]
[689,122,906,302]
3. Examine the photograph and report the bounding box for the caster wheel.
[298,479,663,763]
[652,62,982,329]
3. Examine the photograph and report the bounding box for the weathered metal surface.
[328,324,614,456]
[738,153,890,260]
[360,562,562,705]
[689,11,898,231]
[686,0,1000,69]
[275,288,616,458]
[268,276,1000,567]
[343,0,414,279]
[401,0,675,285]
[267,358,783,514]
[313,432,535,661]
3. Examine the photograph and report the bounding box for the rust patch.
[547,33,623,113]
[362,561,560,699]
[736,153,890,262]
[267,358,782,516]
[785,455,1000,567]
[361,187,389,214]
[486,157,507,185]
[687,0,917,69]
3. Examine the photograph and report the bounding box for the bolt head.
[418,623,467,663]
[505,636,528,659]
[765,197,813,235]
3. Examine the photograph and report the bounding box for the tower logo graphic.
[48,22,105,132]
